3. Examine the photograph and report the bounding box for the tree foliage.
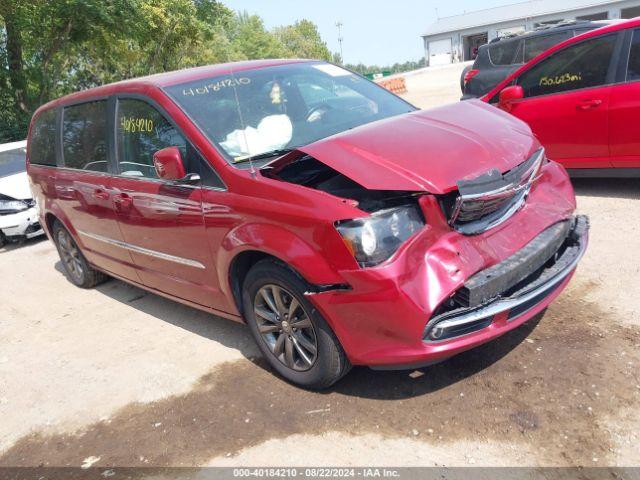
[0,0,335,142]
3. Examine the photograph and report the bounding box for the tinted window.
[489,40,521,65]
[62,101,108,171]
[524,31,572,62]
[0,147,27,177]
[518,34,617,98]
[29,109,57,166]
[627,29,640,82]
[116,99,186,178]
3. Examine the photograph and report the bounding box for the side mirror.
[499,85,524,111]
[153,146,186,181]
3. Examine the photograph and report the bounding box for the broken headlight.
[336,205,424,267]
[0,199,29,214]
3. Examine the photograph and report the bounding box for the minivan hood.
[0,171,32,200]
[298,100,538,194]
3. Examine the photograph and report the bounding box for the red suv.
[27,60,588,388]
[485,17,640,176]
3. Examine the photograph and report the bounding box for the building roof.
[423,0,623,36]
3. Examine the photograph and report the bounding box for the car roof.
[0,140,27,153]
[35,58,316,115]
[484,16,640,99]
[480,19,621,50]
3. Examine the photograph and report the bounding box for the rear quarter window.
[29,109,57,167]
[489,40,522,65]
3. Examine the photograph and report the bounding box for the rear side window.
[29,109,57,166]
[627,29,640,82]
[518,34,617,98]
[523,32,572,62]
[116,99,186,178]
[489,40,521,65]
[62,101,108,172]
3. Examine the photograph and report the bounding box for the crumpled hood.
[298,100,538,195]
[0,172,33,200]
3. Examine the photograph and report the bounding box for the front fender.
[218,222,349,301]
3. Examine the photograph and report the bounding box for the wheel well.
[45,213,60,235]
[229,251,314,316]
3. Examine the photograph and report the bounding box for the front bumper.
[0,207,44,240]
[312,213,588,369]
[424,216,588,342]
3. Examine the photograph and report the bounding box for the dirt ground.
[1,62,639,468]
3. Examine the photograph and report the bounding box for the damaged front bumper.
[310,205,587,369]
[0,206,44,242]
[424,215,589,342]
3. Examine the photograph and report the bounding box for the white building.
[422,0,640,66]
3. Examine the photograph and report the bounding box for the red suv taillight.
[464,69,479,85]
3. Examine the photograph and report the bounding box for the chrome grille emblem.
[449,148,546,235]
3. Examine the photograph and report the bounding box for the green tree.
[274,19,331,61]
[227,11,285,60]
[0,1,337,142]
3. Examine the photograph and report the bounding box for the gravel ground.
[1,62,639,468]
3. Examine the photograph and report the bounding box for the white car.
[0,140,44,246]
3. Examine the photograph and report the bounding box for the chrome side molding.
[78,230,206,269]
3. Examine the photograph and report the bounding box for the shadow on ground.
[0,235,46,253]
[571,177,640,200]
[54,260,540,401]
[2,278,638,468]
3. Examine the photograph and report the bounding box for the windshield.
[163,62,416,167]
[0,147,27,177]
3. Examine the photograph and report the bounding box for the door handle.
[113,193,133,210]
[93,188,109,200]
[577,99,602,110]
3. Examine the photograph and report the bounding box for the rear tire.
[52,221,107,288]
[242,259,351,389]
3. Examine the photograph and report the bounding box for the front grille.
[442,148,546,235]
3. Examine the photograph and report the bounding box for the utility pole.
[336,21,344,64]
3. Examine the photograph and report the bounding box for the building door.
[463,32,488,60]
[429,39,452,66]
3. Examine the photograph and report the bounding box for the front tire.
[242,259,351,389]
[52,221,107,288]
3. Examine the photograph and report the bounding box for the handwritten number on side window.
[539,73,582,87]
[121,117,154,134]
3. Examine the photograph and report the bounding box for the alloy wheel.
[254,284,318,371]
[57,229,84,283]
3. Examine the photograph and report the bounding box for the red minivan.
[485,17,640,176]
[27,60,588,388]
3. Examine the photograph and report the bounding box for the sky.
[223,0,527,65]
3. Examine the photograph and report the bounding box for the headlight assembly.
[0,199,29,214]
[336,204,425,267]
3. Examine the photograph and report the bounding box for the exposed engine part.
[263,155,420,213]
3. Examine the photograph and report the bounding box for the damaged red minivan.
[27,60,589,388]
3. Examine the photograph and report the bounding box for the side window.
[518,34,617,98]
[523,32,571,62]
[116,99,186,178]
[489,40,520,65]
[627,29,640,82]
[115,98,224,188]
[62,101,108,171]
[29,109,57,167]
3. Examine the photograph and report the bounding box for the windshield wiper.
[233,148,295,164]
